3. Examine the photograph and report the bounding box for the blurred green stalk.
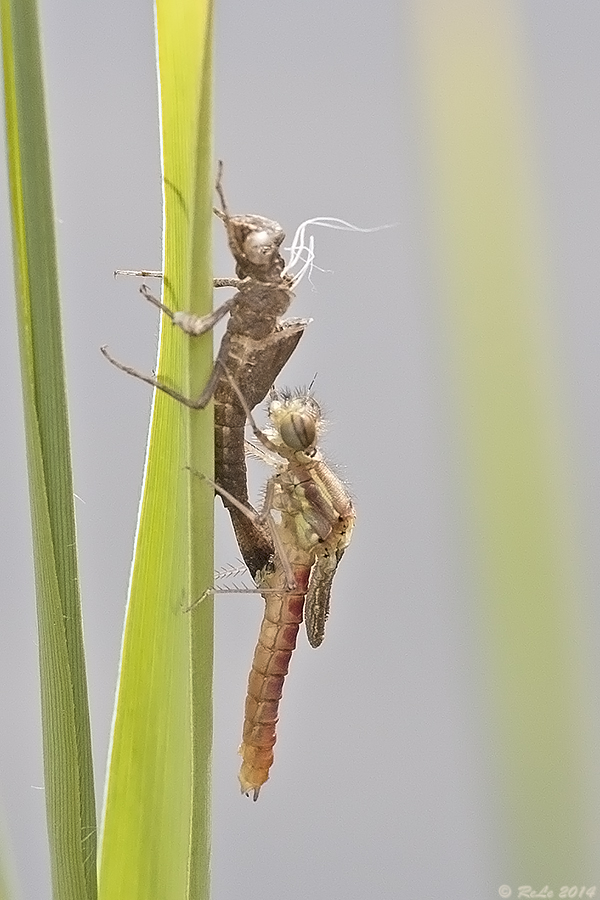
[411,0,597,881]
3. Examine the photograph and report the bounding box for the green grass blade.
[0,817,20,900]
[1,0,97,898]
[412,0,596,880]
[165,5,215,893]
[98,2,213,898]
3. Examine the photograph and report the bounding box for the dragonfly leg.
[187,466,260,523]
[181,587,213,613]
[253,478,296,591]
[187,466,298,591]
[218,363,281,456]
[114,269,163,278]
[100,344,221,409]
[114,269,241,291]
[214,158,229,220]
[140,284,235,336]
[263,516,297,590]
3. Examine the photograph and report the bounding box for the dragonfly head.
[268,390,322,454]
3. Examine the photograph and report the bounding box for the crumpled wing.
[304,546,346,648]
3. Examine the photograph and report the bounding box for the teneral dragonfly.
[211,381,355,798]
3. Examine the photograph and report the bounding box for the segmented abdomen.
[213,324,306,579]
[239,565,310,799]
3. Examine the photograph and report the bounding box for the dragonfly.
[209,376,355,798]
[101,163,313,577]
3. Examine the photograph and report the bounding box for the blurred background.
[1,0,600,897]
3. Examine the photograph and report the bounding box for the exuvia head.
[213,162,286,279]
[238,216,285,266]
[222,214,286,280]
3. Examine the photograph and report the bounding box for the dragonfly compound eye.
[279,411,317,452]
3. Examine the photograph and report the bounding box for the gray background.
[1,0,600,897]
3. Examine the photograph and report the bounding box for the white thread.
[283,217,394,286]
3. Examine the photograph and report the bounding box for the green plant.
[1,0,214,897]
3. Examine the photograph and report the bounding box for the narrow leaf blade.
[99,2,213,898]
[1,0,97,897]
